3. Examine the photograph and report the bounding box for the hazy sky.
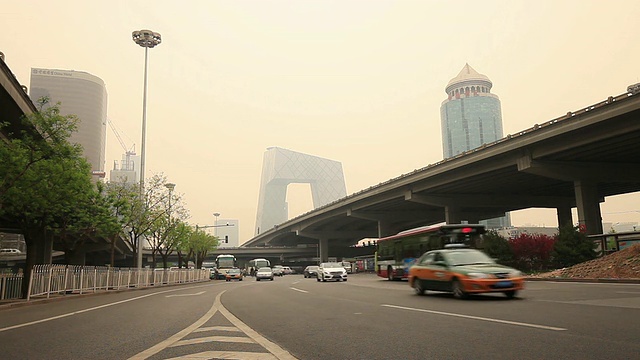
[2,1,639,242]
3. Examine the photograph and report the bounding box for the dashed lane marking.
[290,287,308,294]
[165,291,206,297]
[382,304,567,331]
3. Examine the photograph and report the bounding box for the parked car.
[0,248,22,255]
[408,247,525,299]
[255,267,274,281]
[303,266,319,278]
[316,262,348,282]
[272,265,285,276]
[225,268,243,281]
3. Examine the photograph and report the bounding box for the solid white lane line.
[381,304,567,331]
[170,336,254,347]
[166,291,206,297]
[290,287,308,294]
[127,291,223,360]
[0,284,210,333]
[163,350,277,360]
[216,295,298,360]
[194,326,241,332]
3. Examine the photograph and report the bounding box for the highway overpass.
[244,90,640,262]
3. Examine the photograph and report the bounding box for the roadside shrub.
[552,224,597,268]
[482,230,514,265]
[509,233,556,272]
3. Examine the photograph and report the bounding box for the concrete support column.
[67,249,87,266]
[445,205,461,224]
[319,238,329,263]
[574,180,603,235]
[556,206,573,229]
[377,220,394,238]
[34,233,53,265]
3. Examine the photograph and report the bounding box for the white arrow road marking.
[163,351,277,360]
[165,291,205,297]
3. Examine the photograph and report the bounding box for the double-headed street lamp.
[132,29,161,270]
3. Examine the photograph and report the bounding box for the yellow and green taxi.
[225,268,243,281]
[408,246,524,299]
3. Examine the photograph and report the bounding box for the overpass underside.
[245,92,640,262]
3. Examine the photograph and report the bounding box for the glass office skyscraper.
[440,64,510,228]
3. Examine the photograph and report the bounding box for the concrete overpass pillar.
[574,180,603,235]
[66,249,86,265]
[319,238,329,263]
[445,205,462,224]
[556,206,573,229]
[377,220,394,238]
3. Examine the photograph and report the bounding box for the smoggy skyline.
[2,1,639,243]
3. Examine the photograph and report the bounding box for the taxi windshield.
[444,250,495,266]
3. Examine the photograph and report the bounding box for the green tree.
[0,98,93,297]
[552,224,597,268]
[481,230,514,265]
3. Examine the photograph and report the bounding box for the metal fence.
[1,274,23,300]
[0,265,209,301]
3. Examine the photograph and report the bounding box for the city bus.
[246,258,270,276]
[214,254,237,279]
[376,223,486,280]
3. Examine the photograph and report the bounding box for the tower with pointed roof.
[440,64,510,228]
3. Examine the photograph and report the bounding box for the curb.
[526,277,640,284]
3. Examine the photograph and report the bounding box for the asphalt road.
[1,274,639,360]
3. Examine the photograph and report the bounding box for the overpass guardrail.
[1,265,209,302]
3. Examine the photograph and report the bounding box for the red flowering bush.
[509,233,556,272]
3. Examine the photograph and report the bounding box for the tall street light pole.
[213,212,220,237]
[132,29,161,270]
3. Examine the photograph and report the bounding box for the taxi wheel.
[504,290,517,299]
[414,280,425,296]
[451,279,468,299]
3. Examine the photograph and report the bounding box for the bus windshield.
[216,255,237,269]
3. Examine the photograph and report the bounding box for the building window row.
[450,86,489,98]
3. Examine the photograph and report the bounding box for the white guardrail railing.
[1,265,209,301]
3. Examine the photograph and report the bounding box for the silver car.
[316,262,348,282]
[255,267,274,281]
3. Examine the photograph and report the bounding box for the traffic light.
[225,235,229,243]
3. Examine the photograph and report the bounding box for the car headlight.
[467,272,490,279]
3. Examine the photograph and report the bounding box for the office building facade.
[255,147,347,235]
[440,64,510,228]
[29,68,107,175]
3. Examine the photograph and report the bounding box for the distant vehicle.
[376,223,486,281]
[225,268,243,281]
[214,254,237,280]
[303,266,319,278]
[256,267,274,281]
[628,82,640,94]
[316,262,348,282]
[340,261,352,274]
[408,247,524,299]
[0,248,22,255]
[272,265,285,276]
[282,266,293,275]
[246,258,270,276]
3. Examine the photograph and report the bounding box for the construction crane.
[107,118,136,171]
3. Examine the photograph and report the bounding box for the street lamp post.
[132,29,161,270]
[213,212,220,237]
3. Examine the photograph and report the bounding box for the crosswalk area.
[147,311,279,360]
